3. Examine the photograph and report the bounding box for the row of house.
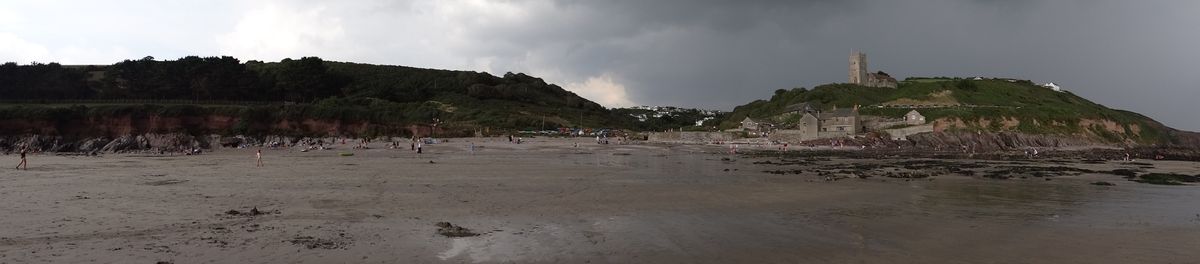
[739,102,927,141]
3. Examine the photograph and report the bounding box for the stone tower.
[849,52,868,85]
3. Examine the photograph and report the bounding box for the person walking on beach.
[15,147,27,170]
[256,149,263,167]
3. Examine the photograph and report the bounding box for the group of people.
[353,138,372,149]
[297,138,330,152]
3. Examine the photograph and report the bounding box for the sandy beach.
[1,137,1198,263]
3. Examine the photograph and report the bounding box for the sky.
[1,0,1198,130]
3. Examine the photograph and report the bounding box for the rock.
[289,236,350,249]
[220,136,244,148]
[906,131,1095,151]
[142,133,197,151]
[1091,181,1116,186]
[435,222,479,237]
[101,135,141,152]
[77,138,111,152]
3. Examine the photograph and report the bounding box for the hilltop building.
[849,52,898,88]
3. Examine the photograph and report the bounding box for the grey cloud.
[435,0,1199,130]
[5,0,1197,130]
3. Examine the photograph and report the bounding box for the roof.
[784,102,821,113]
[820,108,858,118]
[906,109,922,116]
[742,117,758,123]
[869,72,898,83]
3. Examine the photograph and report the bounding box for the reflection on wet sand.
[0,137,1197,263]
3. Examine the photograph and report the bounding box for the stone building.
[849,52,898,88]
[813,107,861,136]
[739,117,760,131]
[770,105,862,141]
[904,110,926,125]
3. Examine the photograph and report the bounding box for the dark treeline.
[0,56,614,130]
[0,56,348,102]
[0,56,604,110]
[0,62,93,100]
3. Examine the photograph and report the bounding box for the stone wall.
[883,124,935,140]
[647,131,735,143]
[768,130,855,143]
[861,116,908,131]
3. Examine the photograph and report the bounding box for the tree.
[272,57,346,102]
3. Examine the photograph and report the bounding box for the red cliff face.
[24,115,238,137]
[0,119,59,135]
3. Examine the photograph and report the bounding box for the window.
[837,127,845,131]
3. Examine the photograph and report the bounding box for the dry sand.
[1,137,1198,263]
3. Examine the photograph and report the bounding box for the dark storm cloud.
[459,0,1198,130]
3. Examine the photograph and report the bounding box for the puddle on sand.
[437,225,560,263]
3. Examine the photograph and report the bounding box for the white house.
[904,110,926,125]
[1041,82,1062,92]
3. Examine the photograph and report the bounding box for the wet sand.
[1,137,1198,263]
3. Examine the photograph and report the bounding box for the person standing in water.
[256,149,263,167]
[15,147,27,170]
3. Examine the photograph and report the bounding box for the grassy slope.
[722,79,1172,144]
[320,62,613,130]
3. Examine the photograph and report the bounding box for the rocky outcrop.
[100,135,149,152]
[0,114,437,139]
[0,133,206,153]
[905,131,1099,151]
[77,138,110,152]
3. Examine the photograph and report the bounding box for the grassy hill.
[0,57,621,136]
[721,78,1177,145]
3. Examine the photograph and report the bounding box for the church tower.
[849,52,868,85]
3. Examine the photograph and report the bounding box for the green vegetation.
[1132,173,1200,185]
[0,57,619,134]
[721,79,1172,144]
[608,107,726,132]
